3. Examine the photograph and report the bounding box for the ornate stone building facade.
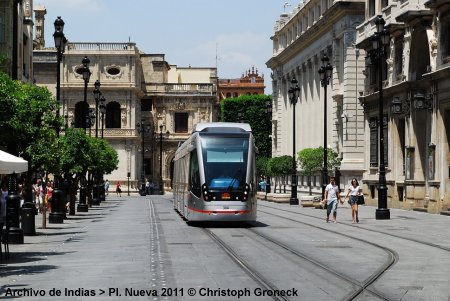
[33,9,218,191]
[0,0,34,83]
[356,0,450,213]
[267,0,450,214]
[266,0,366,195]
[218,67,265,100]
[141,58,217,190]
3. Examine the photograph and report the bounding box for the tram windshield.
[201,136,249,191]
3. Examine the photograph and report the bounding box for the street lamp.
[86,108,96,137]
[93,79,101,138]
[81,56,91,131]
[265,101,273,200]
[49,16,67,225]
[53,16,67,136]
[287,77,300,205]
[99,96,106,139]
[159,124,164,195]
[318,54,333,201]
[91,80,101,205]
[77,56,90,213]
[98,96,107,203]
[371,15,391,220]
[137,119,151,196]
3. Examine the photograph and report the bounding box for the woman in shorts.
[343,178,362,223]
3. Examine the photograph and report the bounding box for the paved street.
[1,194,450,300]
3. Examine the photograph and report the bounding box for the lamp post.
[53,16,67,137]
[77,56,90,213]
[91,80,101,205]
[86,109,95,137]
[98,95,106,202]
[137,119,151,196]
[100,96,106,139]
[318,54,333,201]
[48,16,67,225]
[159,124,164,195]
[265,101,272,200]
[371,15,391,220]
[81,56,91,131]
[93,80,101,138]
[287,77,300,205]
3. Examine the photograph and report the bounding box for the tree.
[297,147,341,195]
[59,128,118,213]
[0,71,62,202]
[256,156,270,179]
[220,94,272,158]
[89,138,119,175]
[267,155,293,193]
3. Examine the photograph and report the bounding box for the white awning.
[0,150,28,174]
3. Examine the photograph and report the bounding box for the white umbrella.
[0,150,28,174]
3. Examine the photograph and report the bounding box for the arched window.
[74,101,88,128]
[106,102,121,128]
[226,92,231,98]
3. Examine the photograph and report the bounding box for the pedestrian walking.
[145,179,150,195]
[149,181,155,195]
[343,178,362,223]
[322,176,342,223]
[116,181,122,197]
[104,179,110,196]
[46,181,53,211]
[259,179,266,192]
[0,180,8,242]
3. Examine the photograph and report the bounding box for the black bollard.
[6,175,24,244]
[21,202,36,235]
[49,176,64,223]
[99,174,105,203]
[92,172,100,205]
[77,176,88,212]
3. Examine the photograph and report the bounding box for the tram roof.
[193,122,252,133]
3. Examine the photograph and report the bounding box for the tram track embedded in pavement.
[244,227,396,301]
[203,222,396,301]
[258,203,450,253]
[202,227,290,301]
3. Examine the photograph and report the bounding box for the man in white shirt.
[323,176,342,223]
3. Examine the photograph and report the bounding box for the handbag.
[357,195,365,205]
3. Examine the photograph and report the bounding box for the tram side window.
[189,150,201,197]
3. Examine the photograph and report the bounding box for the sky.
[36,0,293,95]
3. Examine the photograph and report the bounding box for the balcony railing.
[144,83,216,96]
[67,42,137,51]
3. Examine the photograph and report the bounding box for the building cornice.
[267,1,364,69]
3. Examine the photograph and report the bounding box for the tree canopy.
[220,94,272,158]
[297,146,341,176]
[0,71,119,179]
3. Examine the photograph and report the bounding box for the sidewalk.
[0,196,156,300]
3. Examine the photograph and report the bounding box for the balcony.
[66,42,137,52]
[144,83,216,96]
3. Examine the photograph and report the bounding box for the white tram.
[173,122,257,222]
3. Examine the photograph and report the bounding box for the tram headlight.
[202,183,211,202]
[241,184,250,202]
